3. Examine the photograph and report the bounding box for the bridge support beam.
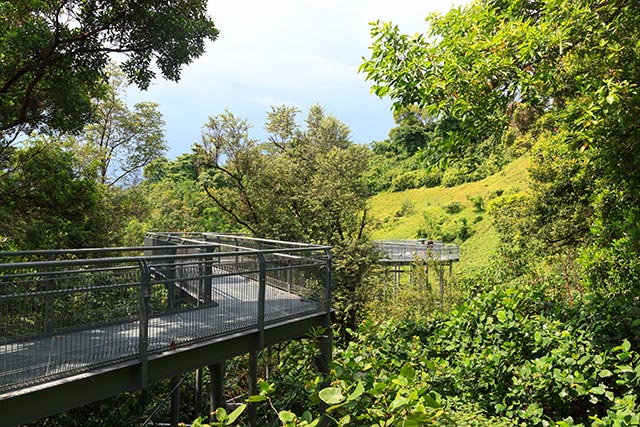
[316,314,333,427]
[170,375,181,427]
[209,362,226,421]
[439,262,445,307]
[248,350,258,427]
[195,368,203,419]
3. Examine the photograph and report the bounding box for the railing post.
[202,247,213,305]
[44,276,54,334]
[287,257,293,293]
[139,260,151,388]
[257,253,266,350]
[234,237,239,265]
[323,250,333,314]
[168,243,177,311]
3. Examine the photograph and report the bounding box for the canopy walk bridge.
[375,240,460,303]
[0,233,333,427]
[376,240,460,265]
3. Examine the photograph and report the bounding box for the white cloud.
[127,0,468,157]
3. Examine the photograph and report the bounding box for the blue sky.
[127,0,464,159]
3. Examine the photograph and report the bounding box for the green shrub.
[424,168,443,188]
[467,194,485,212]
[443,201,464,214]
[441,166,468,187]
[440,217,474,243]
[189,282,640,427]
[395,198,416,217]
[391,170,423,191]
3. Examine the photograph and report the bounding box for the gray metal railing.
[376,240,460,263]
[0,234,332,394]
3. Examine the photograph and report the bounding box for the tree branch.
[202,184,258,235]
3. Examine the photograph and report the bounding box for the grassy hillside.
[368,156,531,275]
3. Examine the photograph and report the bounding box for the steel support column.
[195,368,203,419]
[170,375,181,427]
[248,350,259,427]
[209,361,226,421]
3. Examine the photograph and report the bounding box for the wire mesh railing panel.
[146,254,262,353]
[263,251,329,323]
[144,233,331,326]
[0,260,141,392]
[376,240,460,262]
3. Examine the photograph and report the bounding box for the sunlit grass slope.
[368,156,531,275]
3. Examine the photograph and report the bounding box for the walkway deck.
[376,240,460,264]
[0,233,332,427]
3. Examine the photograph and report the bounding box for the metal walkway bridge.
[375,240,460,305]
[0,233,333,427]
[376,240,460,264]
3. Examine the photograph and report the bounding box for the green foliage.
[442,201,463,215]
[362,0,640,299]
[441,217,473,243]
[390,169,426,192]
[467,195,485,213]
[395,198,415,217]
[440,165,468,188]
[229,283,640,427]
[81,64,167,187]
[0,139,108,249]
[196,105,377,330]
[192,405,247,426]
[365,129,514,194]
[527,134,593,251]
[130,154,230,241]
[365,259,463,321]
[0,0,218,144]
[388,122,432,157]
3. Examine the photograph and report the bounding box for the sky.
[127,0,465,159]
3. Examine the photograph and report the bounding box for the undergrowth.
[196,282,640,426]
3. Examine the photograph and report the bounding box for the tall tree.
[196,105,377,329]
[0,0,218,148]
[82,65,167,187]
[0,138,105,249]
[123,154,230,243]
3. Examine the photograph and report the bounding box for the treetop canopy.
[0,0,219,146]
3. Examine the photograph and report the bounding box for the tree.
[198,105,370,244]
[0,0,218,148]
[196,105,378,329]
[361,0,640,294]
[82,65,167,187]
[0,138,105,249]
[120,154,231,245]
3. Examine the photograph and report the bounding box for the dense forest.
[2,0,640,426]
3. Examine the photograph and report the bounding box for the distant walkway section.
[376,240,460,264]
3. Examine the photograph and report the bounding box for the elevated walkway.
[375,240,460,305]
[0,233,332,427]
[375,239,460,264]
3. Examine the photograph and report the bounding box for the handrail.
[0,236,332,395]
[375,240,460,262]
[0,233,331,259]
[0,247,330,271]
